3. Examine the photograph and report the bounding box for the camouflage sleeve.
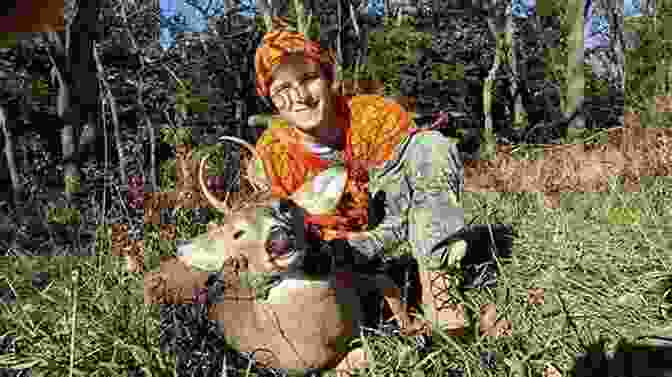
[359,131,415,258]
[353,130,467,271]
[342,96,414,264]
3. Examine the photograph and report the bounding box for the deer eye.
[233,230,245,240]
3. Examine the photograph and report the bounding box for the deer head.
[177,136,348,277]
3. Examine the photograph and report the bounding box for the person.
[248,27,469,332]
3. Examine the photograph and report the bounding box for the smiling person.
[248,27,469,333]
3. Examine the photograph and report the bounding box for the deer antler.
[199,136,270,214]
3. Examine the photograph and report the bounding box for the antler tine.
[199,136,272,214]
[199,153,232,215]
[218,136,271,194]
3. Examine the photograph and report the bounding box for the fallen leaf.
[124,240,145,273]
[160,224,177,240]
[528,287,545,305]
[656,95,672,113]
[479,303,497,334]
[439,303,466,336]
[126,255,141,273]
[110,223,130,256]
[480,303,512,337]
[544,363,562,377]
[543,193,561,209]
[624,111,641,128]
[492,319,512,336]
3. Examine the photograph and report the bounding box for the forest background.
[0,0,670,376]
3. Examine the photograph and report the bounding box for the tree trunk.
[482,17,499,160]
[235,100,246,140]
[482,2,513,159]
[348,0,364,93]
[44,29,79,200]
[0,105,24,206]
[42,0,100,203]
[565,0,586,128]
[606,0,625,92]
[257,0,273,18]
[505,2,526,128]
[639,0,655,17]
[336,0,344,93]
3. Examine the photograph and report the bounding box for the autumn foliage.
[464,112,672,208]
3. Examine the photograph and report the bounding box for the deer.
[143,136,429,377]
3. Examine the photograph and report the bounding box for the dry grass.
[464,112,672,208]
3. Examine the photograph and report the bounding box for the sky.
[512,0,642,17]
[159,0,643,50]
[159,0,384,49]
[160,0,256,49]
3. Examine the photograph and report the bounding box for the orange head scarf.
[255,28,336,98]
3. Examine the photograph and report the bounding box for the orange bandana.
[255,29,336,98]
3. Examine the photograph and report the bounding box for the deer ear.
[290,165,347,215]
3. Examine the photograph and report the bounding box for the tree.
[599,0,625,92]
[565,0,586,124]
[41,0,101,203]
[490,1,509,147]
[639,0,655,17]
[362,15,431,96]
[0,105,23,205]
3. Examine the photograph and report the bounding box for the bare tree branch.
[117,0,162,189]
[336,0,344,86]
[93,42,128,187]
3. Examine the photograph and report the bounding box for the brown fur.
[142,135,431,375]
[145,192,427,374]
[145,256,382,372]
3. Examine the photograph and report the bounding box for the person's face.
[269,53,334,135]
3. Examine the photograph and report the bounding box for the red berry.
[207,176,217,191]
[128,191,143,209]
[129,175,143,188]
[215,176,226,191]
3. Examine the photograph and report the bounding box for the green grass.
[1,171,670,376]
[2,7,671,376]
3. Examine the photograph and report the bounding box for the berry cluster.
[127,175,144,210]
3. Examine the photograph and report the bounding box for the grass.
[1,15,671,374]
[1,167,670,376]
